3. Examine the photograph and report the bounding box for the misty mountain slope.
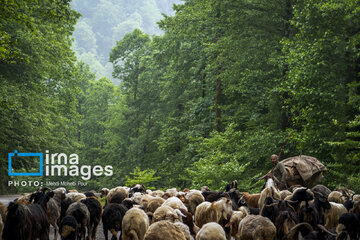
[71,0,182,82]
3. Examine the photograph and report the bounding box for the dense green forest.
[1,0,360,194]
[71,0,181,82]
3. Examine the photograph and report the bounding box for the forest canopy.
[1,0,360,193]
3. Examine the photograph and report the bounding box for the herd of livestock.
[0,179,359,240]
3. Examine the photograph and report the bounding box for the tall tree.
[0,0,80,192]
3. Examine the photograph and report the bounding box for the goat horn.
[282,222,313,240]
[265,202,279,207]
[316,224,337,236]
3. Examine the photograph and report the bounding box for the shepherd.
[267,154,288,190]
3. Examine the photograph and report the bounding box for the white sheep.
[132,192,144,204]
[324,202,347,230]
[144,220,187,240]
[185,191,205,215]
[66,192,86,202]
[151,190,165,197]
[162,196,188,211]
[53,187,67,202]
[106,186,129,204]
[140,193,156,209]
[174,222,193,240]
[152,205,183,223]
[165,188,178,197]
[144,197,165,213]
[196,222,226,240]
[352,194,360,202]
[122,207,149,240]
[328,191,346,204]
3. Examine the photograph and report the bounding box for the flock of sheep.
[0,179,359,240]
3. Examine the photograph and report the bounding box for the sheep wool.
[196,222,226,240]
[324,202,347,231]
[328,191,346,204]
[122,208,149,240]
[236,215,276,240]
[144,220,186,240]
[162,196,188,211]
[106,186,129,205]
[153,205,182,223]
[173,222,192,240]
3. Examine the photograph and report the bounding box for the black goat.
[238,198,259,215]
[299,196,331,229]
[65,202,90,240]
[109,193,126,204]
[261,197,298,239]
[31,189,61,240]
[3,191,54,240]
[289,187,314,211]
[343,198,354,211]
[121,199,136,209]
[81,197,102,240]
[224,180,238,192]
[274,200,298,240]
[102,203,128,240]
[261,197,279,223]
[202,191,229,202]
[337,212,360,240]
[84,191,96,197]
[60,197,74,222]
[227,188,242,210]
[59,215,78,240]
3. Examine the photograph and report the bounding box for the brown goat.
[240,192,260,208]
[195,197,233,228]
[225,209,248,238]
